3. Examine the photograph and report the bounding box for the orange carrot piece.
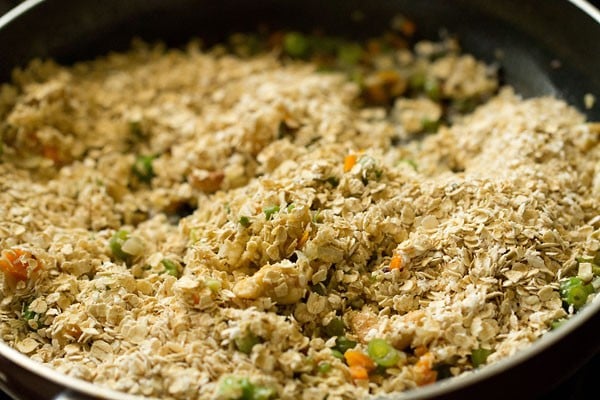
[349,365,369,380]
[414,351,438,386]
[344,350,376,371]
[414,346,428,357]
[298,230,310,248]
[389,254,403,270]
[0,248,31,281]
[344,154,357,172]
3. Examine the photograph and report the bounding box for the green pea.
[239,216,251,227]
[337,43,363,66]
[283,32,310,58]
[421,118,440,133]
[323,317,345,337]
[331,349,344,359]
[424,78,441,101]
[470,348,493,368]
[317,362,331,374]
[334,336,357,353]
[235,331,260,354]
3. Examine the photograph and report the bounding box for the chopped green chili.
[367,338,401,368]
[560,277,594,310]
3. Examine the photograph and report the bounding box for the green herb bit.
[132,155,156,183]
[421,118,440,133]
[398,159,418,171]
[433,362,454,380]
[310,283,326,296]
[235,331,261,354]
[560,276,594,310]
[129,120,144,138]
[205,278,222,292]
[263,205,280,220]
[409,71,426,91]
[239,216,251,227]
[286,203,295,212]
[334,336,357,353]
[337,43,363,66]
[317,362,332,374]
[283,32,310,58]
[550,318,567,330]
[277,121,294,139]
[367,338,401,368]
[323,317,345,337]
[454,97,477,113]
[312,210,323,223]
[470,348,493,368]
[109,230,131,263]
[22,305,38,321]
[424,77,441,101]
[224,203,231,214]
[325,176,340,187]
[161,258,181,278]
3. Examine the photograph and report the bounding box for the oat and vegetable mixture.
[1,26,600,400]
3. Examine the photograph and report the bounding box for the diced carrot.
[344,349,376,371]
[42,145,60,163]
[344,154,357,172]
[416,368,437,386]
[349,365,369,380]
[414,346,428,357]
[401,20,416,37]
[389,254,403,270]
[414,351,437,386]
[0,248,33,281]
[298,229,310,248]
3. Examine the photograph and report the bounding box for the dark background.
[0,0,598,399]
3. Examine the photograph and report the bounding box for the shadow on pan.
[0,1,599,400]
[0,0,599,118]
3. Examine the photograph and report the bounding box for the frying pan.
[0,0,599,399]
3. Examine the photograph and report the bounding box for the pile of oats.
[0,39,599,400]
